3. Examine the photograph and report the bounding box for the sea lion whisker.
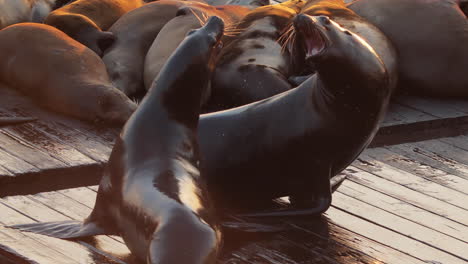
[189,8,204,26]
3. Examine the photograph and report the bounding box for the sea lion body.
[45,0,143,55]
[143,2,249,91]
[103,0,201,97]
[0,117,36,127]
[206,0,304,111]
[10,16,225,263]
[198,14,392,216]
[349,0,468,97]
[0,23,136,126]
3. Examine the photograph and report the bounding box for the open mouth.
[294,15,329,60]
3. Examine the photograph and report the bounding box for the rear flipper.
[8,221,108,239]
[0,117,36,128]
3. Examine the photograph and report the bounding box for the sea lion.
[10,16,225,263]
[198,14,392,216]
[287,0,398,90]
[349,0,468,97]
[205,0,270,8]
[206,0,305,112]
[143,2,250,92]
[45,0,143,56]
[0,0,56,29]
[0,117,36,127]
[0,23,136,126]
[103,0,204,98]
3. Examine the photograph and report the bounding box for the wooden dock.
[0,83,468,263]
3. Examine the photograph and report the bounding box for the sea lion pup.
[11,16,225,263]
[103,0,207,98]
[143,2,250,92]
[205,0,270,8]
[0,23,136,126]
[0,117,36,127]
[205,0,305,112]
[44,0,143,56]
[198,14,392,216]
[286,0,398,89]
[349,0,468,97]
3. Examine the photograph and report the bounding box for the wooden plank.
[386,142,468,181]
[0,148,38,175]
[343,166,468,226]
[326,207,467,264]
[354,154,468,210]
[0,195,130,263]
[411,139,468,167]
[396,96,468,119]
[381,101,437,126]
[1,124,94,167]
[0,132,65,170]
[338,180,468,242]
[0,243,38,264]
[439,134,468,152]
[0,228,79,264]
[332,192,468,260]
[364,147,468,195]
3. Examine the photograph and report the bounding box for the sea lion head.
[293,14,389,99]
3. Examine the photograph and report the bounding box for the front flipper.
[238,165,334,217]
[8,221,108,239]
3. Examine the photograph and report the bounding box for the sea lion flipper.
[331,174,347,193]
[8,220,108,239]
[0,117,37,127]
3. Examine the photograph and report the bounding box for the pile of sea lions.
[2,0,467,263]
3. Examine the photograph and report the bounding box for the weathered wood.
[385,143,468,181]
[396,96,468,118]
[326,207,466,264]
[332,192,468,260]
[364,147,468,195]
[411,139,468,167]
[338,180,468,242]
[343,166,468,226]
[0,195,131,263]
[353,154,468,210]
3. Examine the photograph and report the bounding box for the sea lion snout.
[203,16,225,42]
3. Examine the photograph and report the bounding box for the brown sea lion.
[206,0,305,112]
[0,23,136,126]
[0,117,36,127]
[103,0,203,98]
[349,0,468,97]
[45,0,143,56]
[143,2,250,92]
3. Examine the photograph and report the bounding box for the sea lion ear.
[97,31,116,55]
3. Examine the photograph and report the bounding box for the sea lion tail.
[0,117,37,128]
[8,220,107,239]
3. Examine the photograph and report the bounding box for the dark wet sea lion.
[0,23,136,126]
[45,0,143,56]
[289,0,398,89]
[10,16,225,263]
[144,2,250,91]
[206,0,305,112]
[104,0,208,97]
[0,117,36,127]
[198,14,392,216]
[349,0,468,97]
